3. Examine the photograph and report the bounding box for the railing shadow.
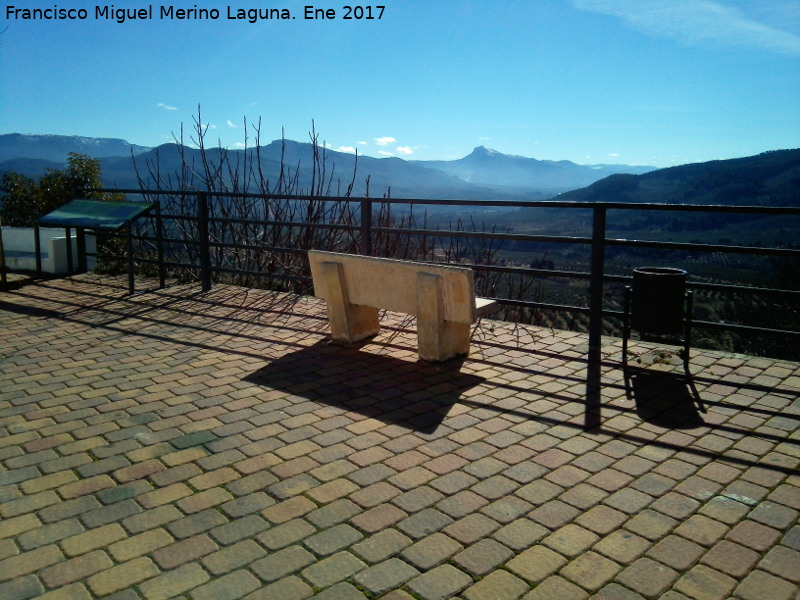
[0,299,62,319]
[3,275,798,475]
[3,281,328,355]
[244,339,486,434]
[4,275,797,437]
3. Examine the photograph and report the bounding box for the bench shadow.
[626,367,705,429]
[244,340,486,434]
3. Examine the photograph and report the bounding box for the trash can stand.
[622,267,694,371]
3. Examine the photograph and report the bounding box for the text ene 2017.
[305,6,385,20]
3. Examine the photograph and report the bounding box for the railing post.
[360,199,373,256]
[588,205,607,361]
[155,201,165,289]
[126,222,135,294]
[0,216,6,288]
[585,204,607,428]
[198,192,212,291]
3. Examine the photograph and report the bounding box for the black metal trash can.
[631,267,687,334]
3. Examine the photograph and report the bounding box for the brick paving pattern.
[1,274,798,600]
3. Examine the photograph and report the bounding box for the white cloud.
[396,146,414,155]
[227,120,237,128]
[337,146,357,154]
[573,0,800,55]
[374,136,396,146]
[157,102,177,111]
[608,152,620,158]
[378,150,394,156]
[358,141,368,146]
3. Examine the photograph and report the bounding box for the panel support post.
[65,227,73,275]
[77,228,87,273]
[34,223,42,275]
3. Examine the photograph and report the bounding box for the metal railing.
[66,189,800,362]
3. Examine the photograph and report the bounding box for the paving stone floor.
[0,273,798,600]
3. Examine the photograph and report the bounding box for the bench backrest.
[308,250,478,324]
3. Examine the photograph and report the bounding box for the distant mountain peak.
[467,146,538,162]
[470,145,501,156]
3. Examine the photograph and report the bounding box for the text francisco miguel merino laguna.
[2,4,347,24]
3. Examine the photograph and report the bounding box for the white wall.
[1,227,97,274]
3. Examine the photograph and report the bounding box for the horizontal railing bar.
[130,235,311,257]
[104,255,197,271]
[213,267,310,282]
[143,215,800,256]
[605,237,798,257]
[89,188,800,215]
[205,217,360,232]
[691,319,800,337]
[127,232,800,301]
[471,263,591,280]
[603,275,800,300]
[491,297,591,314]
[206,242,308,255]
[688,281,800,298]
[132,256,311,281]
[121,226,800,264]
[597,309,800,337]
[127,255,798,338]
[371,226,594,245]
[137,202,798,251]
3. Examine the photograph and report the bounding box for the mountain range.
[0,133,652,199]
[1,134,798,209]
[0,133,151,163]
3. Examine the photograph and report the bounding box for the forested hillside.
[556,149,800,207]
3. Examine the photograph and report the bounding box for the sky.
[1,0,799,167]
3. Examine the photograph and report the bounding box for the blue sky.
[1,0,798,167]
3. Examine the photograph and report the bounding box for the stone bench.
[308,250,499,361]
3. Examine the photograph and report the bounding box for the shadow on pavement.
[627,367,706,429]
[245,339,486,434]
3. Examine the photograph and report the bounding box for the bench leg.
[321,261,380,343]
[417,272,471,361]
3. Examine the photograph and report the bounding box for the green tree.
[0,171,40,226]
[0,152,108,226]
[1,152,130,274]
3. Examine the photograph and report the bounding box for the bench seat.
[308,250,499,361]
